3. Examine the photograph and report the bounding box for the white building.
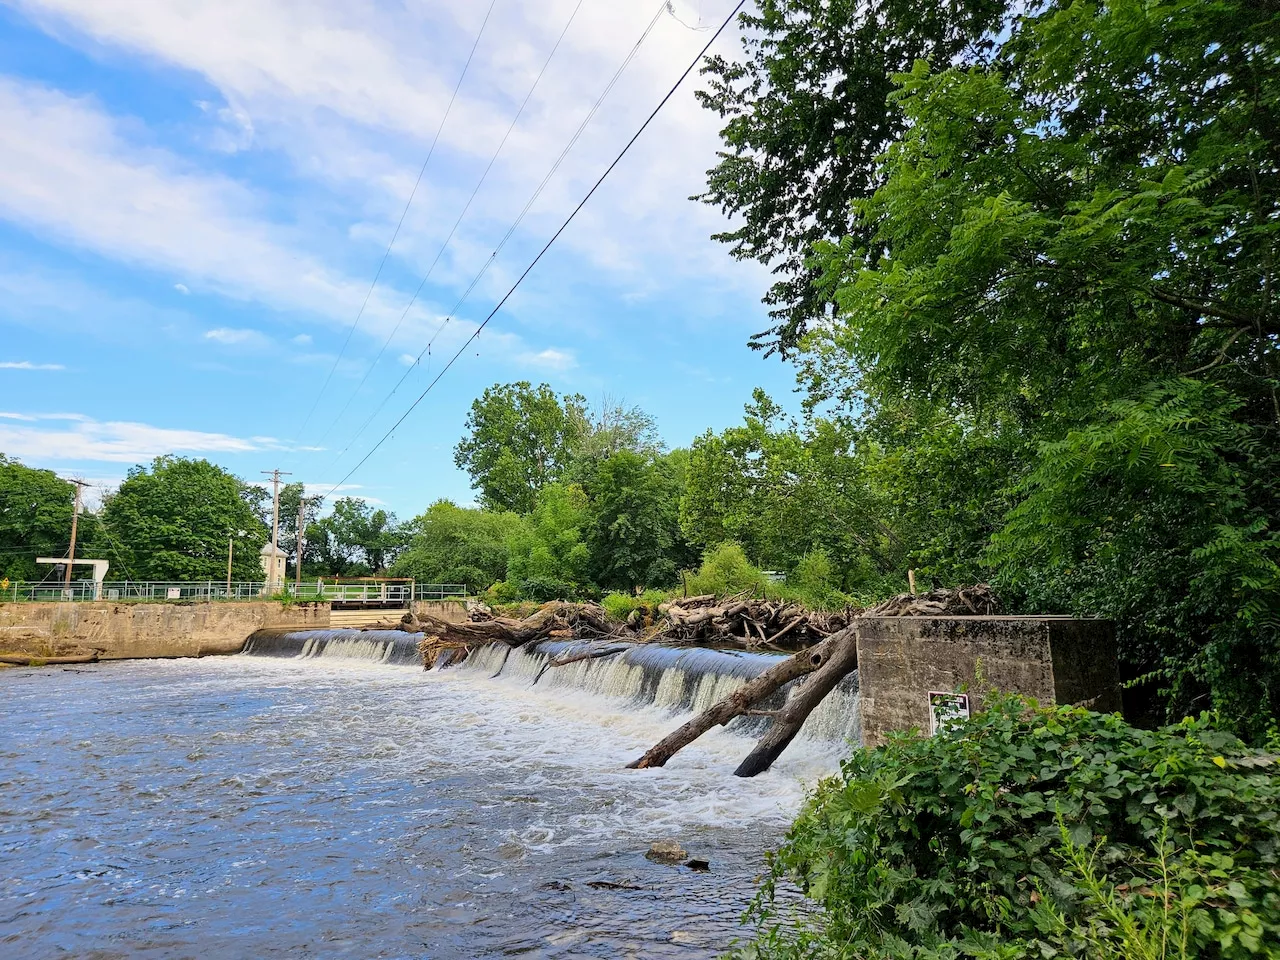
[260,542,287,591]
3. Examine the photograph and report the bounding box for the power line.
[316,0,588,445]
[320,0,672,474]
[297,0,500,438]
[318,0,748,499]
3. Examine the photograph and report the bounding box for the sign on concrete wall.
[928,691,970,735]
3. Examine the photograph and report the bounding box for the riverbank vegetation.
[734,697,1280,959]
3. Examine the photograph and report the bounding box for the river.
[2,636,855,958]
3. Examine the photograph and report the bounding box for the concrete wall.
[856,616,1120,747]
[0,601,330,660]
[410,599,469,624]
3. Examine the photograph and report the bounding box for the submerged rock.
[684,858,710,872]
[645,839,687,864]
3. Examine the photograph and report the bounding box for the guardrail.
[0,580,469,603]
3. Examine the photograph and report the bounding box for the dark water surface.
[2,652,844,959]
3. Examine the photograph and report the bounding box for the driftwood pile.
[864,583,998,617]
[648,593,852,651]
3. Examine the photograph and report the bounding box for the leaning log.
[626,626,855,770]
[733,626,860,777]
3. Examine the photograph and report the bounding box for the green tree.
[506,483,592,598]
[805,0,1280,736]
[304,497,404,575]
[585,450,690,593]
[453,382,587,513]
[0,455,108,581]
[390,500,523,591]
[102,456,267,580]
[696,0,1010,354]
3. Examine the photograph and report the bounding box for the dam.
[1,628,859,958]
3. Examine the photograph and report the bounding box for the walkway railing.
[1,580,469,603]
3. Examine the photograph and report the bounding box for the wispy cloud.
[519,347,577,372]
[204,326,269,346]
[0,360,64,370]
[0,412,316,464]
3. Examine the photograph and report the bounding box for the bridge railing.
[0,580,468,603]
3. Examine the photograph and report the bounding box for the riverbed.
[2,650,847,958]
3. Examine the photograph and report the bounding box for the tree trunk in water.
[626,626,854,770]
[733,628,860,777]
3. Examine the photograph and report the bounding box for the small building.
[259,542,287,591]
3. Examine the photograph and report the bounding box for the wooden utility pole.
[63,478,90,591]
[226,535,235,596]
[295,495,320,594]
[261,468,291,590]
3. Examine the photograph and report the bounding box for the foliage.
[0,455,108,581]
[683,542,770,598]
[391,500,523,591]
[584,450,691,593]
[101,456,267,581]
[599,588,668,623]
[304,497,404,576]
[453,381,587,513]
[793,0,1280,738]
[737,697,1280,959]
[695,0,1010,354]
[506,483,591,598]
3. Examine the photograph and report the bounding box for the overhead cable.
[316,0,588,445]
[297,0,500,438]
[318,0,748,498]
[322,0,671,473]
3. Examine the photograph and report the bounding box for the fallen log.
[0,652,99,665]
[733,627,860,777]
[413,602,615,663]
[625,627,853,770]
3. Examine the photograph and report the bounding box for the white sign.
[928,691,970,735]
[166,587,181,599]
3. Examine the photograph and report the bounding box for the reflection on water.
[1,649,851,958]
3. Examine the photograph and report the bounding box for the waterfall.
[243,629,860,746]
[243,629,422,665]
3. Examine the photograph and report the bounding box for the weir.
[243,628,861,747]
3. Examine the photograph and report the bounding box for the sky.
[0,0,798,517]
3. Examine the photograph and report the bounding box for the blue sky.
[0,0,796,518]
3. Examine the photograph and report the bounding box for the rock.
[684,858,710,872]
[645,839,687,864]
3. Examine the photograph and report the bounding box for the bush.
[684,542,770,597]
[737,697,1280,959]
[600,589,668,623]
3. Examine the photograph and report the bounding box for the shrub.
[737,697,1280,959]
[600,589,668,623]
[684,542,769,597]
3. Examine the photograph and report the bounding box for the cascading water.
[243,627,861,748]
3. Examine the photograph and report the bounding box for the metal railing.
[1,580,469,603]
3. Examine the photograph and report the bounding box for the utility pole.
[63,478,90,592]
[295,495,320,594]
[227,534,234,596]
[261,468,291,591]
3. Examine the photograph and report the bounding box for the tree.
[305,497,404,576]
[585,451,690,593]
[0,455,108,581]
[570,394,664,463]
[102,456,267,581]
[454,382,587,513]
[390,500,524,591]
[805,0,1280,737]
[695,0,1010,354]
[506,483,592,599]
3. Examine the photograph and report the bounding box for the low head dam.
[0,598,474,661]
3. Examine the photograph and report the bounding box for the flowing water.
[2,630,858,959]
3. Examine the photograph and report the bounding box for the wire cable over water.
[318,0,748,496]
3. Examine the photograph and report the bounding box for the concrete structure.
[35,558,110,599]
[0,600,329,660]
[855,616,1120,747]
[259,543,287,591]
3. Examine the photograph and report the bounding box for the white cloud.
[519,347,577,372]
[398,353,417,366]
[292,333,312,345]
[0,411,314,463]
[173,282,190,294]
[0,360,64,370]
[204,326,269,346]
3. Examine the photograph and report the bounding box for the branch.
[1186,327,1251,375]
[1150,288,1266,330]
